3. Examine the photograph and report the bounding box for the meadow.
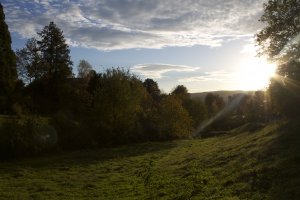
[1,120,300,200]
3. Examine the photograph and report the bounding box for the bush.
[50,113,92,149]
[0,116,57,159]
[87,69,147,145]
[149,96,193,140]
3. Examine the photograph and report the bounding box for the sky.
[2,0,274,93]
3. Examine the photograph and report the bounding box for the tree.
[17,21,73,83]
[171,85,207,128]
[171,85,189,102]
[150,95,193,140]
[143,78,161,101]
[77,59,93,79]
[256,0,300,117]
[16,38,44,83]
[205,93,225,117]
[17,22,74,114]
[37,21,73,79]
[88,69,147,144]
[183,98,207,128]
[0,3,17,113]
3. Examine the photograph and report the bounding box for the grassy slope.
[0,120,300,200]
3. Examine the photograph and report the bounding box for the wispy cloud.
[2,0,266,50]
[178,70,235,83]
[131,63,200,79]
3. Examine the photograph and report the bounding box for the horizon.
[2,0,276,93]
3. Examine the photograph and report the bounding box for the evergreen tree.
[37,21,72,79]
[17,22,74,114]
[0,3,17,113]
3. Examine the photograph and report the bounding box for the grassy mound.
[0,120,299,199]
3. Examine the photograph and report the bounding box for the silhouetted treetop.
[171,85,189,101]
[256,0,300,117]
[256,0,300,63]
[143,78,160,100]
[0,3,17,113]
[37,21,73,79]
[0,3,17,92]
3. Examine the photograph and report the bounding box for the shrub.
[0,116,57,159]
[50,113,91,149]
[149,96,193,140]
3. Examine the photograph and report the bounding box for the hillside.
[0,120,300,199]
[190,90,254,102]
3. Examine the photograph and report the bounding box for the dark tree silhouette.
[143,78,161,101]
[37,22,73,79]
[171,85,189,101]
[17,22,74,114]
[0,3,17,113]
[16,38,44,83]
[205,93,225,117]
[256,0,300,117]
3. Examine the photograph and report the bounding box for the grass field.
[0,120,300,199]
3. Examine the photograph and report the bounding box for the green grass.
[1,120,300,199]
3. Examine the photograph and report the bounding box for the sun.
[235,57,277,91]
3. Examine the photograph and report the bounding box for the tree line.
[1,0,300,159]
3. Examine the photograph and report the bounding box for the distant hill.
[190,90,255,102]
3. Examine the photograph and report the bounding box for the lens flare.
[235,58,277,90]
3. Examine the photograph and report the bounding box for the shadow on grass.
[259,120,300,200]
[0,140,178,171]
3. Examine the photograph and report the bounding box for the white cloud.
[2,0,266,50]
[178,70,235,83]
[131,63,200,78]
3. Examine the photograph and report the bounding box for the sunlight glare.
[235,57,277,90]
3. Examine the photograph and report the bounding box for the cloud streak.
[131,63,200,78]
[2,0,266,50]
[178,70,235,83]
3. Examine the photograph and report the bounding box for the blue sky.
[2,0,272,93]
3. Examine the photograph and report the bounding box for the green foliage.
[256,0,300,117]
[269,77,300,117]
[150,95,193,140]
[143,78,161,102]
[256,0,300,62]
[88,69,147,144]
[171,85,207,128]
[205,93,225,117]
[50,112,90,149]
[0,116,57,159]
[171,85,189,102]
[183,98,207,128]
[0,3,17,113]
[15,22,74,114]
[16,22,73,83]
